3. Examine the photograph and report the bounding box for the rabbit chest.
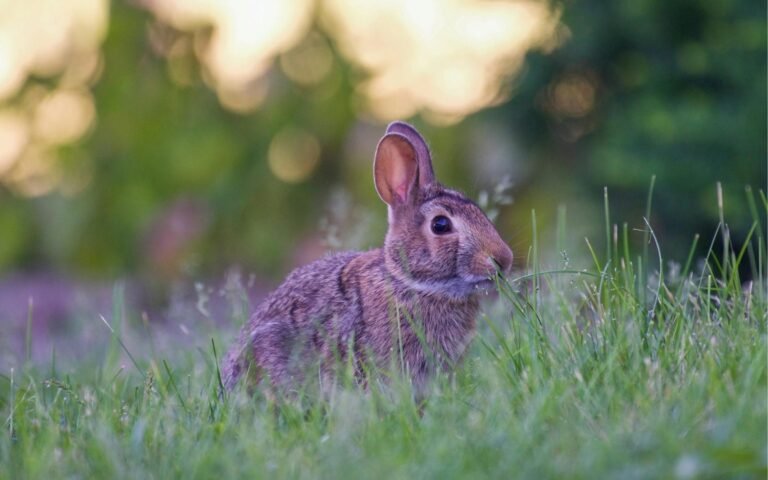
[338,250,481,383]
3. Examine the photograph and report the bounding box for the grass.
[1,186,766,479]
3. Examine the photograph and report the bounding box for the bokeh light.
[144,0,561,120]
[0,0,107,100]
[268,127,322,183]
[323,0,561,121]
[32,89,96,145]
[0,0,107,196]
[0,0,562,195]
[0,110,28,175]
[279,32,334,87]
[547,72,597,119]
[145,0,315,110]
[0,0,761,285]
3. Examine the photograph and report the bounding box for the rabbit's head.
[374,121,513,298]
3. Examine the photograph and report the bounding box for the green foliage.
[498,0,766,255]
[77,4,359,277]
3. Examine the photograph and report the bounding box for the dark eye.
[431,215,452,235]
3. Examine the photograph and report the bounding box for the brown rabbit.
[221,121,513,396]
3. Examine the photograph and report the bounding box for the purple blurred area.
[0,271,269,370]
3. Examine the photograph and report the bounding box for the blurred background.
[0,0,765,361]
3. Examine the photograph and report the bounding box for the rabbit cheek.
[427,235,459,278]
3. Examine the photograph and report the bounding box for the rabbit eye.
[431,215,452,235]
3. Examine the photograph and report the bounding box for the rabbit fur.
[221,121,513,396]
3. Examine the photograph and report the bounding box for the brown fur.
[221,122,513,396]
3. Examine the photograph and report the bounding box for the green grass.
[2,188,767,479]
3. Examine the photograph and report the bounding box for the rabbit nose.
[491,247,513,274]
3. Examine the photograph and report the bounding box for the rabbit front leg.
[245,319,312,397]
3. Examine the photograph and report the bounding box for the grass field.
[2,186,766,479]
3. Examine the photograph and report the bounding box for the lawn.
[2,188,766,479]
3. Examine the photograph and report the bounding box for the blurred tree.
[0,0,764,288]
[494,0,766,257]
[80,2,363,280]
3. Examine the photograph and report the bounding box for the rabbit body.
[222,122,512,394]
[221,247,479,392]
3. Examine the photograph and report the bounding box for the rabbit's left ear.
[386,121,435,187]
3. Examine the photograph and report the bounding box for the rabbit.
[221,121,513,397]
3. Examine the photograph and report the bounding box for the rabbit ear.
[385,121,435,187]
[374,133,419,206]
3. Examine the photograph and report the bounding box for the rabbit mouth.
[471,279,497,291]
[393,272,500,298]
[463,274,500,291]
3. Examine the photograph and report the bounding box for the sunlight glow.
[0,111,28,175]
[0,0,107,196]
[0,0,561,195]
[323,0,561,120]
[6,146,61,197]
[33,89,96,145]
[146,0,314,109]
[144,0,561,121]
[0,0,107,101]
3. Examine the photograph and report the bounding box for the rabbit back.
[221,250,361,390]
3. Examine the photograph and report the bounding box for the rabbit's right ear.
[386,121,435,187]
[374,133,418,206]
